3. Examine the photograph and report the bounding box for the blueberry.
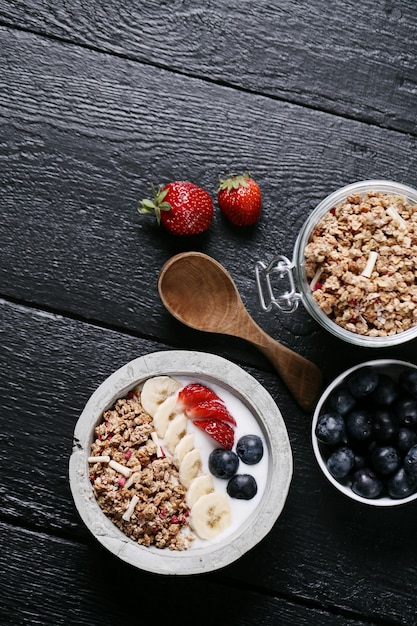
[315,412,346,445]
[353,453,367,471]
[404,444,417,477]
[346,409,373,442]
[371,446,401,476]
[371,374,399,406]
[327,387,356,416]
[346,367,379,399]
[236,434,263,465]
[351,468,383,499]
[393,395,417,427]
[396,428,417,456]
[387,467,417,499]
[227,474,257,500]
[326,446,354,479]
[208,449,239,479]
[372,409,397,443]
[399,369,417,399]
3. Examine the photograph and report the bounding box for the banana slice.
[173,433,195,468]
[186,474,214,508]
[190,492,231,540]
[163,413,187,455]
[153,394,178,438]
[140,376,181,418]
[179,448,202,489]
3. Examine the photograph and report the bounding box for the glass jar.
[255,180,417,347]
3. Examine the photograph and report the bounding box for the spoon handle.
[236,316,322,412]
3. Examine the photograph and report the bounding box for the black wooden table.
[2,1,417,624]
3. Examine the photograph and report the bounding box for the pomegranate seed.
[171,515,179,524]
[124,449,132,460]
[330,207,336,215]
[313,282,323,291]
[117,477,126,487]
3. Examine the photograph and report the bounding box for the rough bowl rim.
[69,350,293,574]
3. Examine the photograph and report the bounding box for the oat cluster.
[89,395,193,550]
[304,191,417,336]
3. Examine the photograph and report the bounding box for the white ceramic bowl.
[312,359,417,506]
[69,350,293,574]
[256,180,417,347]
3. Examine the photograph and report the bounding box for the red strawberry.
[217,172,262,226]
[177,383,220,410]
[193,418,234,450]
[139,181,213,236]
[186,399,237,427]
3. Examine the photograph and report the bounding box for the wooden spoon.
[158,251,322,412]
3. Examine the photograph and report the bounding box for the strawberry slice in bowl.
[177,383,220,411]
[185,399,237,427]
[193,418,235,450]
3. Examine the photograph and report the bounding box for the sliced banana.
[190,492,231,540]
[179,448,202,489]
[186,474,214,508]
[173,432,195,468]
[139,376,181,418]
[153,394,178,438]
[163,413,188,455]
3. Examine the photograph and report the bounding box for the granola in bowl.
[304,190,417,337]
[89,394,194,551]
[69,351,292,575]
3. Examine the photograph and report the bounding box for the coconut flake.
[387,205,408,230]
[88,455,110,464]
[122,494,139,521]
[361,251,378,278]
[109,460,132,478]
[151,431,163,458]
[124,471,140,489]
[310,266,323,290]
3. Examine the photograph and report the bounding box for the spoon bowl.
[158,252,322,412]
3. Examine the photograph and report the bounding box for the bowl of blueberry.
[312,359,417,505]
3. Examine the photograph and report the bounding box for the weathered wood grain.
[0,522,376,626]
[2,3,417,624]
[1,27,417,373]
[0,0,416,133]
[2,298,417,624]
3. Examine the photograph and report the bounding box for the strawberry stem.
[218,172,251,193]
[138,184,171,225]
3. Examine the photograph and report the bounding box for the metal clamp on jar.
[255,255,301,314]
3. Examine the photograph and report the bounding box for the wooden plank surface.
[0,521,375,626]
[2,298,417,625]
[1,26,417,368]
[0,0,416,133]
[2,1,417,624]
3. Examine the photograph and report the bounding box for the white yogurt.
[161,375,269,549]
